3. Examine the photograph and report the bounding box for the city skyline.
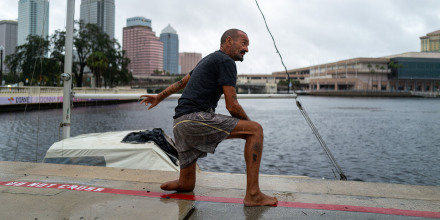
[17,0,49,46]
[80,0,115,39]
[0,0,439,74]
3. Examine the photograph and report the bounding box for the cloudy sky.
[1,0,439,74]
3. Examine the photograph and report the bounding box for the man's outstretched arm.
[140,73,190,109]
[223,85,250,120]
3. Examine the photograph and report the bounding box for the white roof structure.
[43,130,179,172]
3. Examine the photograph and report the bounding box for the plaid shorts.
[173,111,239,168]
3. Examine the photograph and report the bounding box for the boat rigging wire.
[254,0,292,94]
[254,0,347,180]
[296,101,347,180]
[13,0,51,162]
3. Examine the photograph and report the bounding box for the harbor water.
[0,96,439,186]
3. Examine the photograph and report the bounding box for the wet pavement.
[0,161,439,219]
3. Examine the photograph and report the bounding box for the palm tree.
[388,61,404,91]
[86,51,108,88]
[367,64,375,91]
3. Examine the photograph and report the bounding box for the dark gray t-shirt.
[174,50,237,119]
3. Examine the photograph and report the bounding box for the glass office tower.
[17,0,49,46]
[160,24,179,74]
[80,0,115,39]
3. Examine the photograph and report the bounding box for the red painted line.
[1,181,439,218]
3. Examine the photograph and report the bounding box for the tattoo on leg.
[252,143,262,153]
[253,153,258,162]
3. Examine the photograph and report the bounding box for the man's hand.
[139,73,191,110]
[139,94,160,110]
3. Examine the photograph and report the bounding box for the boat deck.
[0,161,438,219]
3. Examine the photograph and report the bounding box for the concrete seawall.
[1,86,438,112]
[307,90,440,97]
[0,161,439,219]
[0,86,147,112]
[307,91,414,97]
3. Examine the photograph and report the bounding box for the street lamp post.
[0,45,4,86]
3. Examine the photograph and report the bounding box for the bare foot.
[160,179,194,192]
[243,191,278,207]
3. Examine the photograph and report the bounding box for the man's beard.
[234,50,246,62]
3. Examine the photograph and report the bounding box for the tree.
[108,49,132,88]
[5,35,50,85]
[87,51,108,88]
[50,29,66,67]
[48,30,68,86]
[5,22,131,88]
[388,61,404,91]
[72,22,131,87]
[153,69,164,75]
[367,63,376,90]
[73,22,94,87]
[277,79,300,91]
[39,57,62,86]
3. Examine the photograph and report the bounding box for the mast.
[61,0,75,139]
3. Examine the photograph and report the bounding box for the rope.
[254,0,347,180]
[254,0,292,94]
[296,101,347,180]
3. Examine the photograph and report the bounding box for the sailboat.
[42,0,179,172]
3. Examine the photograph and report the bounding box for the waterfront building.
[123,17,163,78]
[420,30,440,52]
[17,0,49,46]
[238,52,440,94]
[270,52,440,93]
[80,0,115,39]
[179,52,202,75]
[0,20,18,73]
[160,25,179,74]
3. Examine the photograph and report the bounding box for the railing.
[411,91,440,98]
[0,86,298,102]
[0,86,148,97]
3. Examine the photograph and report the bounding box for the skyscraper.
[80,0,115,39]
[17,0,49,46]
[123,17,163,78]
[160,24,179,74]
[0,20,18,73]
[179,52,202,75]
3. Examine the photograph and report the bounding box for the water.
[0,96,439,186]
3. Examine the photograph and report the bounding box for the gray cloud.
[1,0,439,74]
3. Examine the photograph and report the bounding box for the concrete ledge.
[308,91,414,97]
[0,161,439,219]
